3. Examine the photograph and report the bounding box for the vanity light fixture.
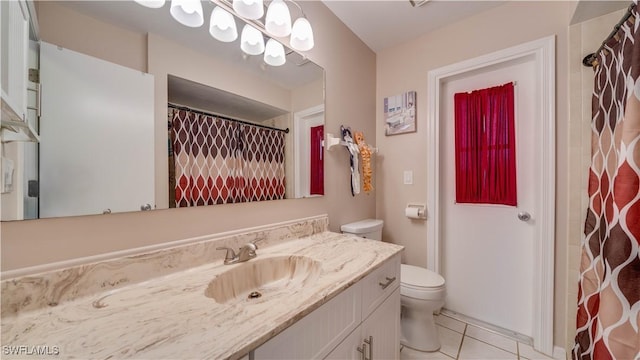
[209,6,238,42]
[265,0,291,37]
[238,0,314,53]
[233,0,264,20]
[134,0,166,8]
[290,17,314,52]
[241,24,266,55]
[264,38,286,66]
[136,0,314,67]
[170,0,204,27]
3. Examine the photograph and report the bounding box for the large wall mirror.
[0,0,325,221]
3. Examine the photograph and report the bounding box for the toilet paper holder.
[406,203,427,220]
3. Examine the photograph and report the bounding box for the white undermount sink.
[205,255,322,304]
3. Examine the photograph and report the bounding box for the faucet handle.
[216,247,237,262]
[237,242,257,262]
[242,242,257,256]
[250,239,265,249]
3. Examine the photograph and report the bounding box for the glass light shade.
[264,39,286,66]
[170,0,204,27]
[241,24,265,55]
[209,7,238,42]
[233,0,264,20]
[290,17,314,51]
[134,0,166,8]
[265,0,291,37]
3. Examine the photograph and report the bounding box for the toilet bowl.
[400,264,446,352]
[341,219,447,352]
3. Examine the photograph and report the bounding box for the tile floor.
[400,314,558,360]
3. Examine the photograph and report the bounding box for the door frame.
[426,36,555,354]
[294,104,325,198]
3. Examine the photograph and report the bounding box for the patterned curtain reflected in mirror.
[170,108,285,207]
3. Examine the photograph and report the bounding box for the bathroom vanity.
[1,216,402,359]
[254,251,400,359]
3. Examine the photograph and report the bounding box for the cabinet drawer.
[361,253,400,319]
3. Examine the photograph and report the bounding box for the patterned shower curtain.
[171,109,285,207]
[573,2,640,359]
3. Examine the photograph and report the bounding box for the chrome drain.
[248,291,262,299]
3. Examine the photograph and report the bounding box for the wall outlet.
[403,170,413,185]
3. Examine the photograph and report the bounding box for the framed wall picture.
[384,91,416,136]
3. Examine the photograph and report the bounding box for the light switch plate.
[403,170,413,185]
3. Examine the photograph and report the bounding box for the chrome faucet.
[216,242,258,265]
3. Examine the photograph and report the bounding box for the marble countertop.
[1,231,403,359]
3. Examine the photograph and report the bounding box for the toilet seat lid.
[401,264,445,288]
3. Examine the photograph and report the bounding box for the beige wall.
[1,1,376,271]
[292,78,324,113]
[375,1,577,349]
[565,8,627,352]
[36,2,147,72]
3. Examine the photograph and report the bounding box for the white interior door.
[440,56,537,338]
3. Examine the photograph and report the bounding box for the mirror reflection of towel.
[341,126,360,196]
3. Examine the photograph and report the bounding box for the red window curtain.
[310,125,324,195]
[454,82,516,206]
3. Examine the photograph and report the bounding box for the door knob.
[517,211,531,221]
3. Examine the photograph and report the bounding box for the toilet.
[341,219,446,352]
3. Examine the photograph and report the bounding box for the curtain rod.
[582,2,636,67]
[168,103,290,134]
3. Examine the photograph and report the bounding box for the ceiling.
[321,0,632,53]
[322,0,506,52]
[168,75,288,121]
[570,0,631,24]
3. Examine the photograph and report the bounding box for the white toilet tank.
[341,219,384,241]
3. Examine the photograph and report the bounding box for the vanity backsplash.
[1,215,329,317]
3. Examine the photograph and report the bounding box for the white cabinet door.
[0,0,29,121]
[324,328,364,360]
[326,288,401,360]
[361,288,401,360]
[39,42,155,218]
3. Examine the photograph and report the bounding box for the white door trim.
[426,36,556,355]
[294,104,325,198]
